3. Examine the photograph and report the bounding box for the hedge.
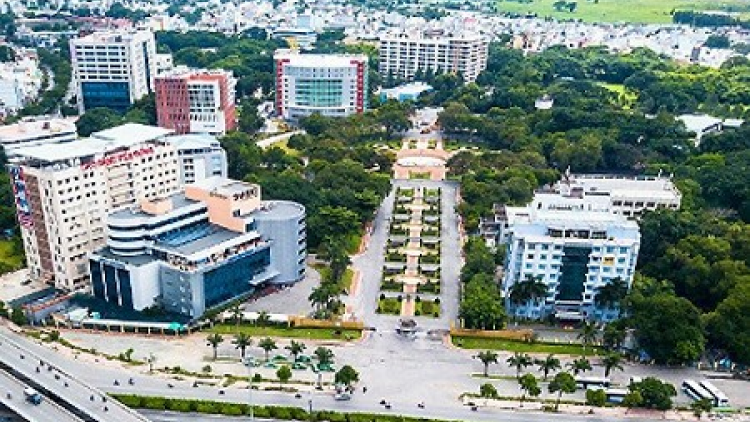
[111,394,462,422]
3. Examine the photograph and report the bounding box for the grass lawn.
[314,265,355,293]
[452,335,601,356]
[377,298,401,315]
[493,0,750,24]
[206,324,362,341]
[0,239,24,271]
[414,300,440,318]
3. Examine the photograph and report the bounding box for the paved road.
[0,367,84,422]
[0,326,150,422]
[256,131,303,149]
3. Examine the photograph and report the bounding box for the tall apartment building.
[9,123,227,291]
[71,30,156,113]
[481,173,681,247]
[167,134,228,185]
[378,32,488,83]
[274,50,368,120]
[501,195,641,322]
[154,66,237,135]
[89,177,306,318]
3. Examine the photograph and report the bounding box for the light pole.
[244,357,255,421]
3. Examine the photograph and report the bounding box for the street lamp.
[243,357,255,421]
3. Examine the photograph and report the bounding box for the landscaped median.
[451,328,601,356]
[113,394,464,422]
[206,320,363,341]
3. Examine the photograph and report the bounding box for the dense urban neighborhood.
[0,0,747,421]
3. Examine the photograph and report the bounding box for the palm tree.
[256,310,271,327]
[308,284,335,313]
[232,332,253,358]
[595,277,628,312]
[567,357,592,376]
[536,354,561,381]
[602,323,627,352]
[206,333,224,360]
[518,373,541,407]
[286,340,306,361]
[230,303,243,327]
[577,321,599,356]
[509,275,548,319]
[601,353,624,378]
[474,350,499,377]
[506,352,534,380]
[258,337,277,360]
[314,346,335,367]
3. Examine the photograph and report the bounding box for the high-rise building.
[89,177,306,318]
[167,133,228,185]
[9,124,227,291]
[71,30,156,113]
[500,194,641,322]
[274,50,368,120]
[154,66,237,135]
[378,32,488,83]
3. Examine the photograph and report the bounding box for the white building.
[10,123,227,291]
[501,196,641,322]
[166,133,228,185]
[378,32,488,82]
[0,117,77,161]
[0,50,44,117]
[274,50,368,120]
[71,30,157,113]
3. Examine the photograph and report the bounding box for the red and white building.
[273,50,368,120]
[155,66,237,135]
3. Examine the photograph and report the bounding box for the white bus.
[575,376,611,389]
[682,380,714,404]
[699,380,730,407]
[604,388,629,403]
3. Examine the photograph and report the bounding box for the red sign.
[80,146,156,170]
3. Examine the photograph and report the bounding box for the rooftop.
[556,174,682,200]
[273,49,367,67]
[254,201,305,221]
[72,29,153,44]
[154,223,243,256]
[92,123,173,145]
[156,65,233,79]
[0,117,77,144]
[165,133,221,151]
[108,193,200,220]
[381,82,433,96]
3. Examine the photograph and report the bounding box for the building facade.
[274,50,368,120]
[501,196,641,322]
[71,30,156,113]
[10,124,227,291]
[154,66,237,135]
[0,117,77,161]
[378,32,488,83]
[166,134,228,185]
[89,177,306,318]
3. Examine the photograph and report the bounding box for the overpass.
[0,327,150,422]
[0,367,84,422]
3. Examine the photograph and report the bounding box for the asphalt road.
[0,326,149,422]
[0,367,83,422]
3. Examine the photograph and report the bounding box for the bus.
[698,380,730,407]
[575,376,611,389]
[604,388,629,403]
[23,388,42,405]
[681,380,714,404]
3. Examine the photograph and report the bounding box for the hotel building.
[71,30,156,113]
[89,177,306,318]
[378,32,488,83]
[9,124,226,291]
[274,50,368,120]
[154,66,237,135]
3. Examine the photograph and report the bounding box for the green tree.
[601,353,624,378]
[314,346,335,367]
[229,303,243,327]
[586,388,607,407]
[285,340,306,361]
[602,323,627,352]
[300,112,332,136]
[622,390,643,409]
[548,372,577,411]
[255,310,271,327]
[334,365,359,387]
[594,277,628,312]
[479,382,498,399]
[258,337,277,360]
[518,373,541,407]
[459,274,506,330]
[206,333,224,360]
[629,377,677,410]
[76,107,122,136]
[577,322,599,356]
[509,275,548,319]
[567,357,592,376]
[506,352,534,380]
[474,350,499,377]
[705,283,750,364]
[10,307,25,326]
[232,333,252,359]
[276,365,292,384]
[536,354,561,381]
[691,398,713,419]
[630,294,705,365]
